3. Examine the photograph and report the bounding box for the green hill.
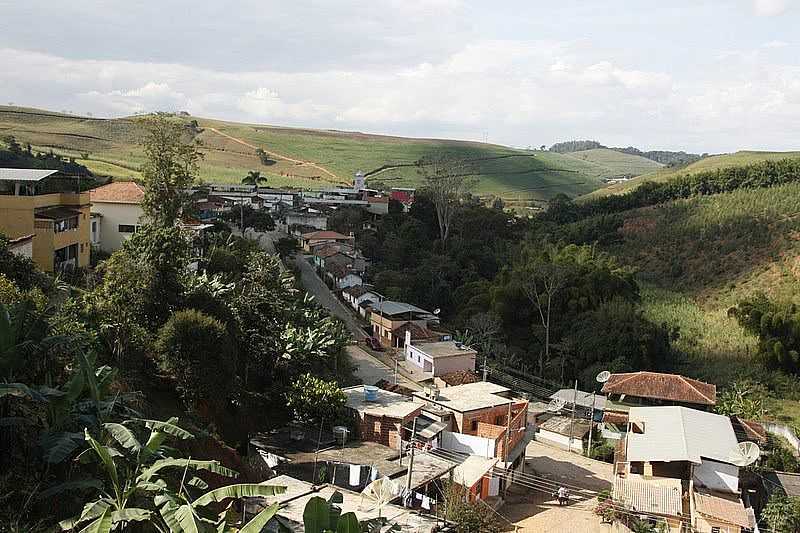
[583,150,800,200]
[0,106,619,203]
[562,148,663,178]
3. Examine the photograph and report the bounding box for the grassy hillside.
[562,148,663,178]
[583,150,800,200]
[0,106,618,202]
[592,182,800,382]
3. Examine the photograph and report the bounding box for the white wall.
[337,274,362,289]
[693,459,739,494]
[536,429,584,453]
[91,202,145,253]
[440,431,496,458]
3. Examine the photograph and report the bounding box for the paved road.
[346,345,418,389]
[291,254,367,340]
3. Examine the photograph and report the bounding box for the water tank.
[363,385,379,402]
[333,426,349,446]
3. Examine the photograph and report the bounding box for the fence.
[762,421,800,456]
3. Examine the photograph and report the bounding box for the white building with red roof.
[89,181,146,252]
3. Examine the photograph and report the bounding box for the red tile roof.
[90,181,145,204]
[730,417,767,443]
[439,370,481,387]
[601,371,717,406]
[693,488,751,529]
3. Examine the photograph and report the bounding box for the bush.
[285,373,346,425]
[156,309,237,415]
[762,494,800,532]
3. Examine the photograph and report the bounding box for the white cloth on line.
[349,464,361,486]
[370,466,379,481]
[415,492,423,501]
[488,477,500,497]
[421,496,431,510]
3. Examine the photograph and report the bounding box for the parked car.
[365,336,383,351]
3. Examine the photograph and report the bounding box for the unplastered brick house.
[342,386,424,450]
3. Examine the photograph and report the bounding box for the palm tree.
[238,171,268,232]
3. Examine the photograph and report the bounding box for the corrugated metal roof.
[613,475,683,517]
[693,487,750,528]
[626,406,737,464]
[0,168,59,182]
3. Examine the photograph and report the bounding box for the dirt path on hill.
[204,126,344,184]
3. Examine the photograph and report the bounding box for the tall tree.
[139,115,202,227]
[239,171,268,231]
[416,156,475,249]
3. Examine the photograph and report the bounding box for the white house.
[89,181,146,253]
[404,338,476,378]
[342,285,383,312]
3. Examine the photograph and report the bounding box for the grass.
[583,150,800,200]
[562,148,663,178]
[0,106,618,202]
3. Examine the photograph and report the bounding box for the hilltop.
[583,150,800,200]
[0,105,639,204]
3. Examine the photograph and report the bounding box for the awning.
[35,207,81,220]
[417,420,448,439]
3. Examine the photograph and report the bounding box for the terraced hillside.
[0,106,624,202]
[584,150,800,200]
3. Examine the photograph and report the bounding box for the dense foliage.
[611,146,703,166]
[0,135,93,176]
[762,493,800,532]
[730,293,800,375]
[286,373,347,426]
[544,158,800,224]
[549,140,604,153]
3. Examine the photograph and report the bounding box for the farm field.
[0,106,626,202]
[562,148,663,178]
[583,150,800,200]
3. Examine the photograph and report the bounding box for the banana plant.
[300,493,399,533]
[60,417,287,533]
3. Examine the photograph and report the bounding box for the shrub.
[285,373,346,425]
[156,309,236,415]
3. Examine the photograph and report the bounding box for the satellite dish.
[360,477,399,513]
[596,371,612,383]
[727,441,761,467]
[433,308,441,315]
[547,398,566,413]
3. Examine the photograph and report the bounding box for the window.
[91,221,97,232]
[118,224,139,234]
[495,416,505,425]
[470,420,478,431]
[54,216,79,233]
[710,528,720,533]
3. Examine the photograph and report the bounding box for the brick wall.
[356,407,423,449]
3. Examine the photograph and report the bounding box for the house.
[535,415,592,453]
[342,385,425,449]
[369,300,440,348]
[451,455,500,502]
[613,475,686,532]
[413,382,530,471]
[6,233,34,259]
[300,230,353,251]
[342,284,383,311]
[0,169,91,272]
[549,388,607,421]
[691,486,753,533]
[366,194,390,215]
[284,207,328,232]
[404,338,477,380]
[390,187,415,210]
[325,262,363,290]
[622,406,742,493]
[245,474,444,532]
[320,248,366,275]
[602,371,717,413]
[89,181,146,253]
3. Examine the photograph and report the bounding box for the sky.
[0,0,798,153]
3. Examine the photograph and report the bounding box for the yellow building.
[0,169,91,272]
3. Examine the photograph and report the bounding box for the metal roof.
[626,406,738,464]
[452,455,498,488]
[0,168,59,182]
[371,300,434,317]
[613,474,683,517]
[550,389,607,411]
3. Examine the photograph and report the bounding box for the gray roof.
[626,406,738,464]
[415,381,513,413]
[371,300,434,317]
[764,471,800,497]
[613,474,683,517]
[343,386,424,419]
[550,389,606,411]
[0,168,59,182]
[411,341,477,359]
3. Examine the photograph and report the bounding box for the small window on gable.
[631,422,645,434]
[471,420,478,431]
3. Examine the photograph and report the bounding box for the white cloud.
[763,40,790,48]
[753,0,789,16]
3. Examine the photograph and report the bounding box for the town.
[3,2,800,532]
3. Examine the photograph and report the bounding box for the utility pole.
[405,418,417,506]
[586,390,596,457]
[503,401,512,496]
[394,359,398,385]
[568,379,577,453]
[240,197,245,236]
[482,355,488,382]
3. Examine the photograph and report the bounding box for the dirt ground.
[500,441,615,532]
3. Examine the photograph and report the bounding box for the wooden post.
[568,380,577,453]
